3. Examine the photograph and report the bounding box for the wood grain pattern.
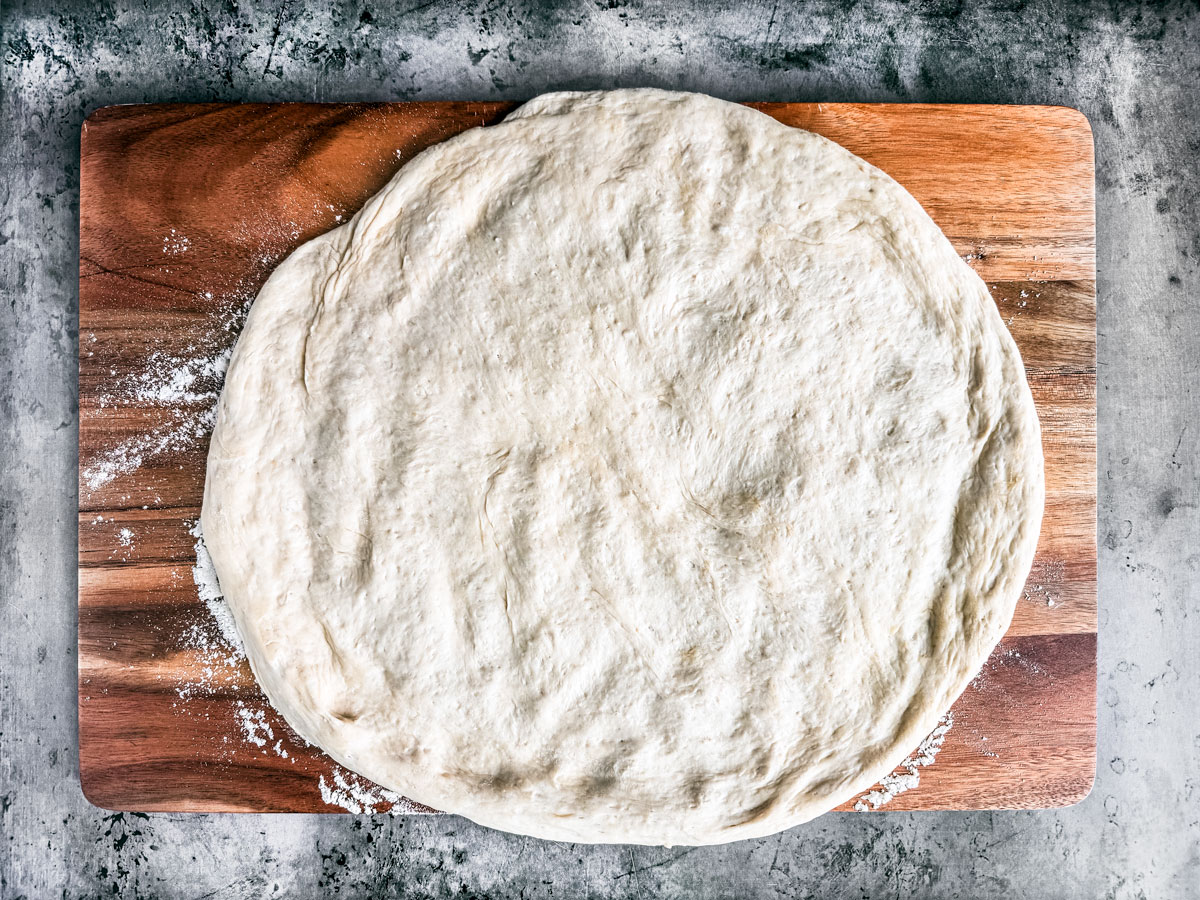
[79,102,1096,815]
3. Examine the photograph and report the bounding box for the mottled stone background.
[2,1,1197,897]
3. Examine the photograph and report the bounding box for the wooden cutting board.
[79,102,1096,814]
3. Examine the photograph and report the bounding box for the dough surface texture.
[202,89,1043,844]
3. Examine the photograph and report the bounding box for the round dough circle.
[202,89,1043,845]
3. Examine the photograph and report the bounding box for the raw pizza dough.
[202,89,1043,844]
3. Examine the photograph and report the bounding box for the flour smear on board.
[81,306,243,492]
[853,715,955,810]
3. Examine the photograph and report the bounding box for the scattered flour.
[81,347,232,491]
[235,700,274,748]
[319,769,425,815]
[1023,559,1065,608]
[188,519,244,654]
[994,282,1046,328]
[998,647,1047,677]
[173,519,245,702]
[129,349,232,405]
[972,644,1050,689]
[854,714,954,811]
[112,525,135,560]
[82,419,196,490]
[1024,583,1060,607]
[974,731,1000,759]
[82,295,249,493]
[163,228,191,255]
[173,610,244,703]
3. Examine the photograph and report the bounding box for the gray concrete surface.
[2,1,1197,897]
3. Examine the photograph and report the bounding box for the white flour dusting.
[854,714,954,811]
[319,769,424,815]
[999,647,1047,677]
[81,346,232,491]
[1024,583,1060,608]
[996,283,1045,328]
[173,519,245,702]
[82,293,249,493]
[188,519,244,654]
[83,416,205,490]
[130,349,232,405]
[972,644,1049,690]
[173,609,244,703]
[163,228,191,255]
[111,525,135,560]
[235,700,274,748]
[228,695,423,813]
